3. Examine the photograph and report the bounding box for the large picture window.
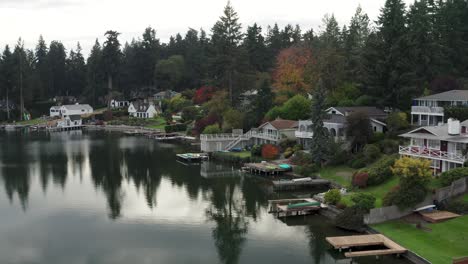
[428,139,440,149]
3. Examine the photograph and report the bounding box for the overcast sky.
[0,0,415,56]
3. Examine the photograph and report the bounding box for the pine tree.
[35,35,49,99]
[86,39,104,105]
[102,30,122,108]
[344,6,370,82]
[47,40,67,96]
[309,79,329,164]
[243,23,268,72]
[210,1,244,104]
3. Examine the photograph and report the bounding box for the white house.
[110,99,130,109]
[399,118,468,174]
[326,106,387,133]
[57,115,82,128]
[128,100,158,118]
[59,104,93,117]
[50,106,61,117]
[411,90,468,126]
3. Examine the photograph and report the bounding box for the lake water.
[0,131,411,264]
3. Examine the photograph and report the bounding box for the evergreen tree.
[252,78,273,122]
[47,40,67,96]
[243,23,268,72]
[35,35,49,99]
[86,39,104,105]
[141,27,160,88]
[0,45,15,119]
[309,79,329,164]
[210,1,245,104]
[344,6,370,82]
[102,30,122,108]
[65,43,86,96]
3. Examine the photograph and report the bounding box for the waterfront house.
[110,99,130,109]
[200,118,298,152]
[128,100,158,118]
[411,90,468,126]
[399,118,468,173]
[59,104,94,117]
[50,106,61,117]
[154,90,180,101]
[296,114,347,149]
[57,115,82,128]
[326,106,387,133]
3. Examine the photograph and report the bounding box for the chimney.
[448,118,461,135]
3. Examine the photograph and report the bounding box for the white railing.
[399,145,466,163]
[295,131,313,138]
[200,133,239,141]
[411,106,444,114]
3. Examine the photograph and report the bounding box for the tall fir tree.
[309,79,329,165]
[102,30,122,108]
[243,23,269,72]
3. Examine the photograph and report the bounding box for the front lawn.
[341,176,399,208]
[318,166,354,188]
[16,118,47,125]
[145,117,167,130]
[463,194,468,203]
[228,151,251,158]
[373,216,468,264]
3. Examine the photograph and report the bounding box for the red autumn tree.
[193,86,216,104]
[352,172,369,188]
[261,144,280,160]
[272,46,314,103]
[194,114,220,135]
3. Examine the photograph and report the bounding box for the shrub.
[388,184,428,209]
[294,164,319,177]
[365,154,398,186]
[379,139,399,154]
[350,158,366,169]
[335,207,366,232]
[444,199,468,215]
[439,167,468,186]
[383,185,400,207]
[279,139,297,150]
[250,145,262,157]
[290,151,313,165]
[165,123,187,133]
[363,144,381,164]
[181,106,199,122]
[284,147,294,159]
[202,124,221,134]
[350,193,376,212]
[352,172,369,188]
[324,189,341,205]
[261,144,280,160]
[193,86,216,104]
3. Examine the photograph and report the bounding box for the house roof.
[328,106,387,118]
[69,115,81,121]
[131,100,154,112]
[400,123,468,143]
[259,118,298,130]
[62,104,93,111]
[50,106,61,110]
[324,114,347,124]
[415,90,468,101]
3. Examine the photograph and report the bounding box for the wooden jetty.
[272,178,330,191]
[268,198,326,217]
[419,210,460,223]
[326,234,407,258]
[176,153,209,162]
[243,162,291,176]
[47,125,83,132]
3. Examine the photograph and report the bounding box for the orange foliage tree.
[261,144,280,160]
[272,46,314,103]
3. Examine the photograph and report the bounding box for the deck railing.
[399,145,466,163]
[411,106,444,114]
[295,131,313,138]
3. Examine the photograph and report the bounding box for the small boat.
[414,205,436,212]
[292,177,312,182]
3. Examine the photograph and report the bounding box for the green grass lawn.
[341,176,400,208]
[145,117,166,130]
[462,194,468,203]
[228,151,251,158]
[319,166,355,188]
[373,216,468,264]
[16,118,47,125]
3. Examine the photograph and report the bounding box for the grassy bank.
[373,216,468,264]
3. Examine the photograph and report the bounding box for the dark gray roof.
[330,107,387,118]
[62,104,93,111]
[324,114,347,124]
[69,115,81,121]
[415,90,468,101]
[132,100,153,112]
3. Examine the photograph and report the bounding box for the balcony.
[411,106,444,115]
[399,145,466,164]
[295,131,313,139]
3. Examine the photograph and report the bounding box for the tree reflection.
[206,179,248,264]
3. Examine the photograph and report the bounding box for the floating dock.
[326,234,407,258]
[244,162,291,176]
[47,125,83,132]
[272,178,330,191]
[268,198,325,217]
[176,153,209,162]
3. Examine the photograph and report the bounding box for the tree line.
[1,0,467,121]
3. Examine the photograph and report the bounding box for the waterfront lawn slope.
[372,216,468,264]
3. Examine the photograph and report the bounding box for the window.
[428,140,440,149]
[431,159,439,169]
[411,138,424,146]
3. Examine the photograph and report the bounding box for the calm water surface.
[0,131,411,264]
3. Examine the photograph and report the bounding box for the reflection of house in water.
[200,161,241,178]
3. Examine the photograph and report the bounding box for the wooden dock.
[47,125,83,132]
[176,153,209,162]
[272,178,330,191]
[244,162,291,176]
[326,234,407,258]
[420,210,460,223]
[268,198,325,217]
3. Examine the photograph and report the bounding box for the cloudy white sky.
[1,0,414,56]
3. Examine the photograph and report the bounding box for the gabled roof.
[324,114,347,124]
[50,106,61,110]
[259,118,298,130]
[130,100,154,112]
[415,90,468,101]
[69,115,81,121]
[400,123,468,143]
[327,106,387,118]
[61,104,93,111]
